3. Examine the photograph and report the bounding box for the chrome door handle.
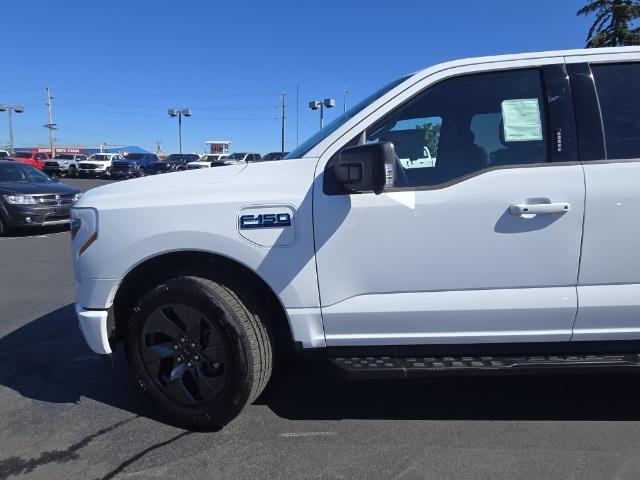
[509,202,570,215]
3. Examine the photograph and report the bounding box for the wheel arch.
[111,250,295,355]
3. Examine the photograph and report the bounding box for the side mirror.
[335,142,396,195]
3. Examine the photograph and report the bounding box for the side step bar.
[330,354,640,379]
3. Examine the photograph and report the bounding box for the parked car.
[151,153,200,174]
[262,152,289,161]
[0,160,80,235]
[110,153,160,178]
[8,151,50,170]
[225,152,262,163]
[42,153,87,177]
[72,46,640,429]
[186,154,231,170]
[78,153,123,178]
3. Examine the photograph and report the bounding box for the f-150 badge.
[239,213,292,229]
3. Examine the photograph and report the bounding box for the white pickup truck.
[72,46,640,428]
[78,153,123,178]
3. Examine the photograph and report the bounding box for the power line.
[56,104,277,121]
[54,87,279,98]
[55,97,278,110]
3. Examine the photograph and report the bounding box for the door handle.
[509,202,570,215]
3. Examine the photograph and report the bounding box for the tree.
[578,0,640,47]
[417,122,441,157]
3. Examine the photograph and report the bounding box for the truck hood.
[76,163,248,205]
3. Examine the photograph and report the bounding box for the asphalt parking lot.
[2,177,640,480]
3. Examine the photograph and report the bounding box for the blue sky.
[2,0,596,154]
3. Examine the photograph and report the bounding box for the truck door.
[313,64,585,347]
[568,58,640,341]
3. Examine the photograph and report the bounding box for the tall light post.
[308,98,335,129]
[0,104,24,154]
[168,108,192,154]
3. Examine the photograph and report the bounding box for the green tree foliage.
[417,122,441,157]
[578,0,640,47]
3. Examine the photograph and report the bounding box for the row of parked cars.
[0,150,290,179]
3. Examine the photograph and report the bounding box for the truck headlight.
[3,194,38,205]
[70,207,98,255]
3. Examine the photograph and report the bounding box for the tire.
[124,274,273,429]
[137,167,146,177]
[67,165,77,178]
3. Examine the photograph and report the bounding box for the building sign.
[34,147,83,154]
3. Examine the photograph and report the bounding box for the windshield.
[164,155,181,161]
[0,162,53,183]
[90,155,110,161]
[125,154,144,160]
[285,75,409,159]
[54,154,75,160]
[13,152,32,159]
[226,153,246,160]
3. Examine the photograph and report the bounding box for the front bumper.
[43,167,69,176]
[4,203,71,227]
[110,169,134,178]
[76,305,112,354]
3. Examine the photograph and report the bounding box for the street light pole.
[308,98,335,130]
[168,108,192,155]
[0,104,25,154]
[8,108,14,154]
[178,112,183,155]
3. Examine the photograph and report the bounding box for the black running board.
[330,353,640,379]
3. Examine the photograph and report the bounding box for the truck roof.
[414,46,640,77]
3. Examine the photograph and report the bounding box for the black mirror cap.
[337,141,396,195]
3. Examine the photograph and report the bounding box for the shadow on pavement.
[0,304,151,418]
[258,357,640,422]
[3,304,640,424]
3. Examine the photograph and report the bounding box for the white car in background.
[186,154,230,170]
[78,153,123,178]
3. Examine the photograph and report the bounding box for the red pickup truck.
[9,151,50,170]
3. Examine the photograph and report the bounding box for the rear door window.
[592,62,640,160]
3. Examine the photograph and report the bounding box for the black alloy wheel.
[125,275,273,428]
[140,303,229,406]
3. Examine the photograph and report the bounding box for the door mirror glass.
[335,142,396,195]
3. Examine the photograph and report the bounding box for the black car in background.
[151,153,200,174]
[110,153,160,178]
[0,160,81,235]
[262,152,289,161]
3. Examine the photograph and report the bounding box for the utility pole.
[343,86,348,113]
[155,140,162,155]
[296,85,299,147]
[44,88,57,157]
[280,91,286,153]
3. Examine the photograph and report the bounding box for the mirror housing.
[335,142,396,194]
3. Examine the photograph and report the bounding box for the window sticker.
[501,99,543,142]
